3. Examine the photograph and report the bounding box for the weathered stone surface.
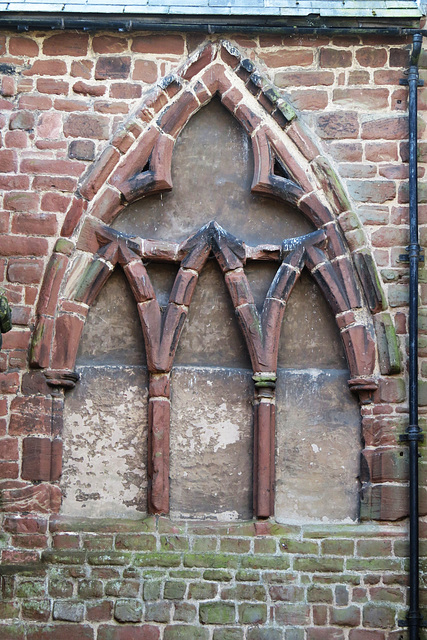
[114,598,143,622]
[22,437,53,481]
[373,313,401,375]
[113,99,312,247]
[62,366,147,517]
[77,268,146,366]
[275,369,360,522]
[53,600,84,622]
[169,367,253,520]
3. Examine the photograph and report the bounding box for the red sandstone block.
[158,91,199,138]
[348,69,370,84]
[320,48,352,67]
[0,175,30,190]
[234,103,261,134]
[0,461,19,478]
[179,42,215,80]
[61,197,86,236]
[332,88,389,110]
[18,95,52,110]
[365,142,398,162]
[41,193,71,214]
[133,60,158,83]
[94,100,129,115]
[3,515,48,534]
[1,549,39,564]
[356,47,388,67]
[51,313,85,370]
[132,34,184,54]
[0,372,19,394]
[73,80,106,97]
[362,117,408,140]
[11,533,48,548]
[53,98,90,112]
[1,329,31,350]
[20,158,85,177]
[312,605,328,625]
[9,36,39,56]
[93,35,128,54]
[110,82,142,100]
[26,625,94,640]
[22,437,52,481]
[86,600,114,622]
[25,286,38,305]
[12,306,31,326]
[36,252,69,316]
[221,87,243,113]
[374,69,405,85]
[36,78,68,95]
[9,350,27,370]
[307,629,344,639]
[64,113,109,140]
[0,437,18,461]
[288,89,328,110]
[275,71,334,88]
[33,175,77,192]
[316,111,359,139]
[95,57,131,80]
[371,227,408,247]
[79,145,120,200]
[111,130,134,154]
[0,149,17,173]
[4,191,39,213]
[71,59,93,78]
[261,48,313,68]
[7,258,43,284]
[43,33,88,56]
[2,76,16,96]
[0,235,48,257]
[11,212,57,235]
[4,131,28,148]
[349,631,385,640]
[23,59,67,76]
[10,396,53,436]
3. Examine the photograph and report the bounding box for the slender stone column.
[253,374,276,518]
[147,372,171,514]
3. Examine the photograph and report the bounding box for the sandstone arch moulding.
[28,40,399,518]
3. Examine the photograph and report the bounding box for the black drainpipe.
[399,32,425,640]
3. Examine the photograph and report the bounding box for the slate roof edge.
[0,11,424,30]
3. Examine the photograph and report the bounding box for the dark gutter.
[0,14,425,34]
[398,32,425,640]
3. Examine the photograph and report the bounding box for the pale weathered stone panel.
[113,99,313,245]
[169,366,253,520]
[77,268,146,366]
[275,369,361,523]
[62,366,148,517]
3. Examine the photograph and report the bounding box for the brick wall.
[0,29,426,638]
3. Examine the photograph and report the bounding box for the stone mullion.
[221,248,304,518]
[148,373,171,515]
[254,251,305,518]
[124,252,205,514]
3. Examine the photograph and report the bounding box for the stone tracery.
[23,39,401,520]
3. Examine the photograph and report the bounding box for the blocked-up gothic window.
[62,99,360,522]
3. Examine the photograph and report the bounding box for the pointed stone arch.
[28,39,401,518]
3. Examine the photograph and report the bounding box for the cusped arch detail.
[28,39,402,518]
